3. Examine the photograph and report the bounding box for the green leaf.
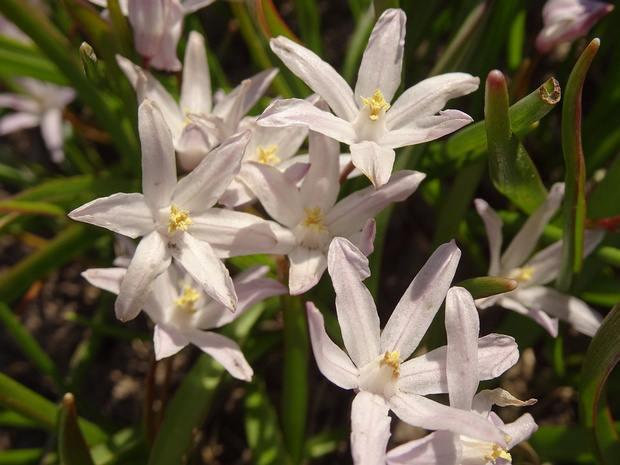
[484,69,547,213]
[0,0,141,173]
[421,77,561,177]
[0,448,44,464]
[0,200,66,217]
[579,300,620,464]
[0,35,67,85]
[0,224,97,305]
[557,38,600,292]
[0,302,64,390]
[58,393,96,465]
[0,372,107,445]
[245,378,292,465]
[280,294,308,465]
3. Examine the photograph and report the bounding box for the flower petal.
[326,170,425,236]
[236,161,304,228]
[501,182,564,272]
[383,110,474,148]
[306,302,359,389]
[190,209,294,257]
[399,334,519,395]
[355,8,406,104]
[300,130,341,212]
[500,413,538,447]
[474,198,504,276]
[153,322,189,360]
[445,287,479,411]
[172,232,237,311]
[328,237,381,367]
[172,130,251,212]
[498,295,560,337]
[81,267,126,295]
[526,229,605,286]
[180,31,212,114]
[270,36,357,121]
[116,55,184,135]
[471,388,537,417]
[213,68,278,125]
[186,329,253,381]
[514,286,603,337]
[381,240,461,360]
[388,73,480,129]
[350,141,396,189]
[0,112,40,135]
[386,430,461,465]
[350,391,392,465]
[139,100,177,211]
[389,392,506,447]
[288,246,327,296]
[68,192,154,239]
[258,98,358,144]
[115,231,171,322]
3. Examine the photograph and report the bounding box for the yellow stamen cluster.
[511,266,535,283]
[256,145,281,165]
[380,350,402,375]
[168,204,194,233]
[173,284,201,313]
[360,89,391,121]
[182,109,193,127]
[485,436,512,464]
[300,206,328,231]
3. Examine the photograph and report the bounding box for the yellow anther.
[360,89,391,121]
[256,145,281,165]
[380,350,402,374]
[168,204,194,233]
[173,284,201,313]
[182,109,193,127]
[485,437,512,464]
[511,266,535,283]
[300,206,328,231]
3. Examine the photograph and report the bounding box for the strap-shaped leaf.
[484,69,548,213]
[579,300,620,464]
[557,39,600,292]
[58,393,96,465]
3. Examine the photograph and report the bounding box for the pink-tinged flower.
[0,78,75,163]
[385,287,538,465]
[83,263,286,381]
[475,183,604,337]
[238,129,424,295]
[257,8,479,189]
[536,0,614,54]
[69,99,293,321]
[117,31,278,171]
[89,0,216,71]
[218,114,309,209]
[307,238,520,464]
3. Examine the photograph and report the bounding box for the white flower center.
[295,206,330,249]
[353,88,390,142]
[256,145,281,165]
[460,435,512,464]
[508,266,535,283]
[168,204,194,233]
[358,350,402,398]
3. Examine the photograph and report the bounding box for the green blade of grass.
[245,377,292,465]
[557,38,600,292]
[58,393,96,465]
[579,300,620,464]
